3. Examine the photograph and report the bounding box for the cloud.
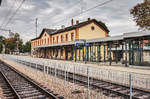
[0,0,144,42]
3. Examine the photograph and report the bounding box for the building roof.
[50,19,109,35]
[87,31,150,43]
[31,19,109,41]
[87,35,124,43]
[123,31,150,39]
[32,41,75,48]
[31,28,56,41]
[32,41,83,48]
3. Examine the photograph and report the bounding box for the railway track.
[0,72,19,99]
[19,60,150,99]
[0,61,62,99]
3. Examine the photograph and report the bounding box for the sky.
[0,0,144,42]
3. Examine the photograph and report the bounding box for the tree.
[5,33,23,54]
[0,36,5,53]
[130,0,150,30]
[21,41,31,53]
[5,38,16,53]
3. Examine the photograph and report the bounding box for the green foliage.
[147,40,150,46]
[22,41,31,53]
[0,32,31,54]
[130,1,150,30]
[5,33,23,54]
[0,36,5,53]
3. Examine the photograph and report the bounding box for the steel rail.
[4,58,150,99]
[0,61,59,99]
[25,61,150,99]
[0,71,21,99]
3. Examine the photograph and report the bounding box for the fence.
[1,54,150,99]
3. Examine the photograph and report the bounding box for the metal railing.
[1,54,150,99]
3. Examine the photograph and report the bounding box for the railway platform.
[0,54,150,99]
[13,55,150,75]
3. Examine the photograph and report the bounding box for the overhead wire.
[0,0,16,29]
[0,0,11,35]
[21,0,82,36]
[2,0,26,29]
[22,0,82,33]
[43,0,115,28]
[24,0,116,37]
[5,0,114,40]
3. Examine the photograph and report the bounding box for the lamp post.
[2,37,5,54]
[0,0,2,6]
[16,40,19,54]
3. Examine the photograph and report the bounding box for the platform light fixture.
[0,0,2,6]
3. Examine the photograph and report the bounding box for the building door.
[65,48,68,60]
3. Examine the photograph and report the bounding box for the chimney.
[61,25,65,29]
[145,0,150,2]
[76,20,79,24]
[88,18,90,21]
[71,19,74,26]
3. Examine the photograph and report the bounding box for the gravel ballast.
[0,57,122,99]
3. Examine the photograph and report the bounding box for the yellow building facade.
[31,18,109,61]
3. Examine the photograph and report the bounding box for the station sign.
[85,43,90,47]
[75,43,90,47]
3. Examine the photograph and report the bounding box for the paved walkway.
[12,55,150,75]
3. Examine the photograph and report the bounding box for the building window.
[61,49,63,56]
[71,32,74,41]
[45,39,46,44]
[53,37,54,43]
[61,35,64,42]
[38,40,39,46]
[53,37,56,43]
[35,41,36,46]
[36,41,37,46]
[49,37,51,44]
[47,38,49,44]
[57,36,59,43]
[91,26,95,30]
[50,37,52,44]
[66,34,68,41]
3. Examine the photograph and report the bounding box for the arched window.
[66,34,68,41]
[71,32,74,41]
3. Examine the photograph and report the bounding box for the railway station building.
[31,18,109,60]
[31,18,150,66]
